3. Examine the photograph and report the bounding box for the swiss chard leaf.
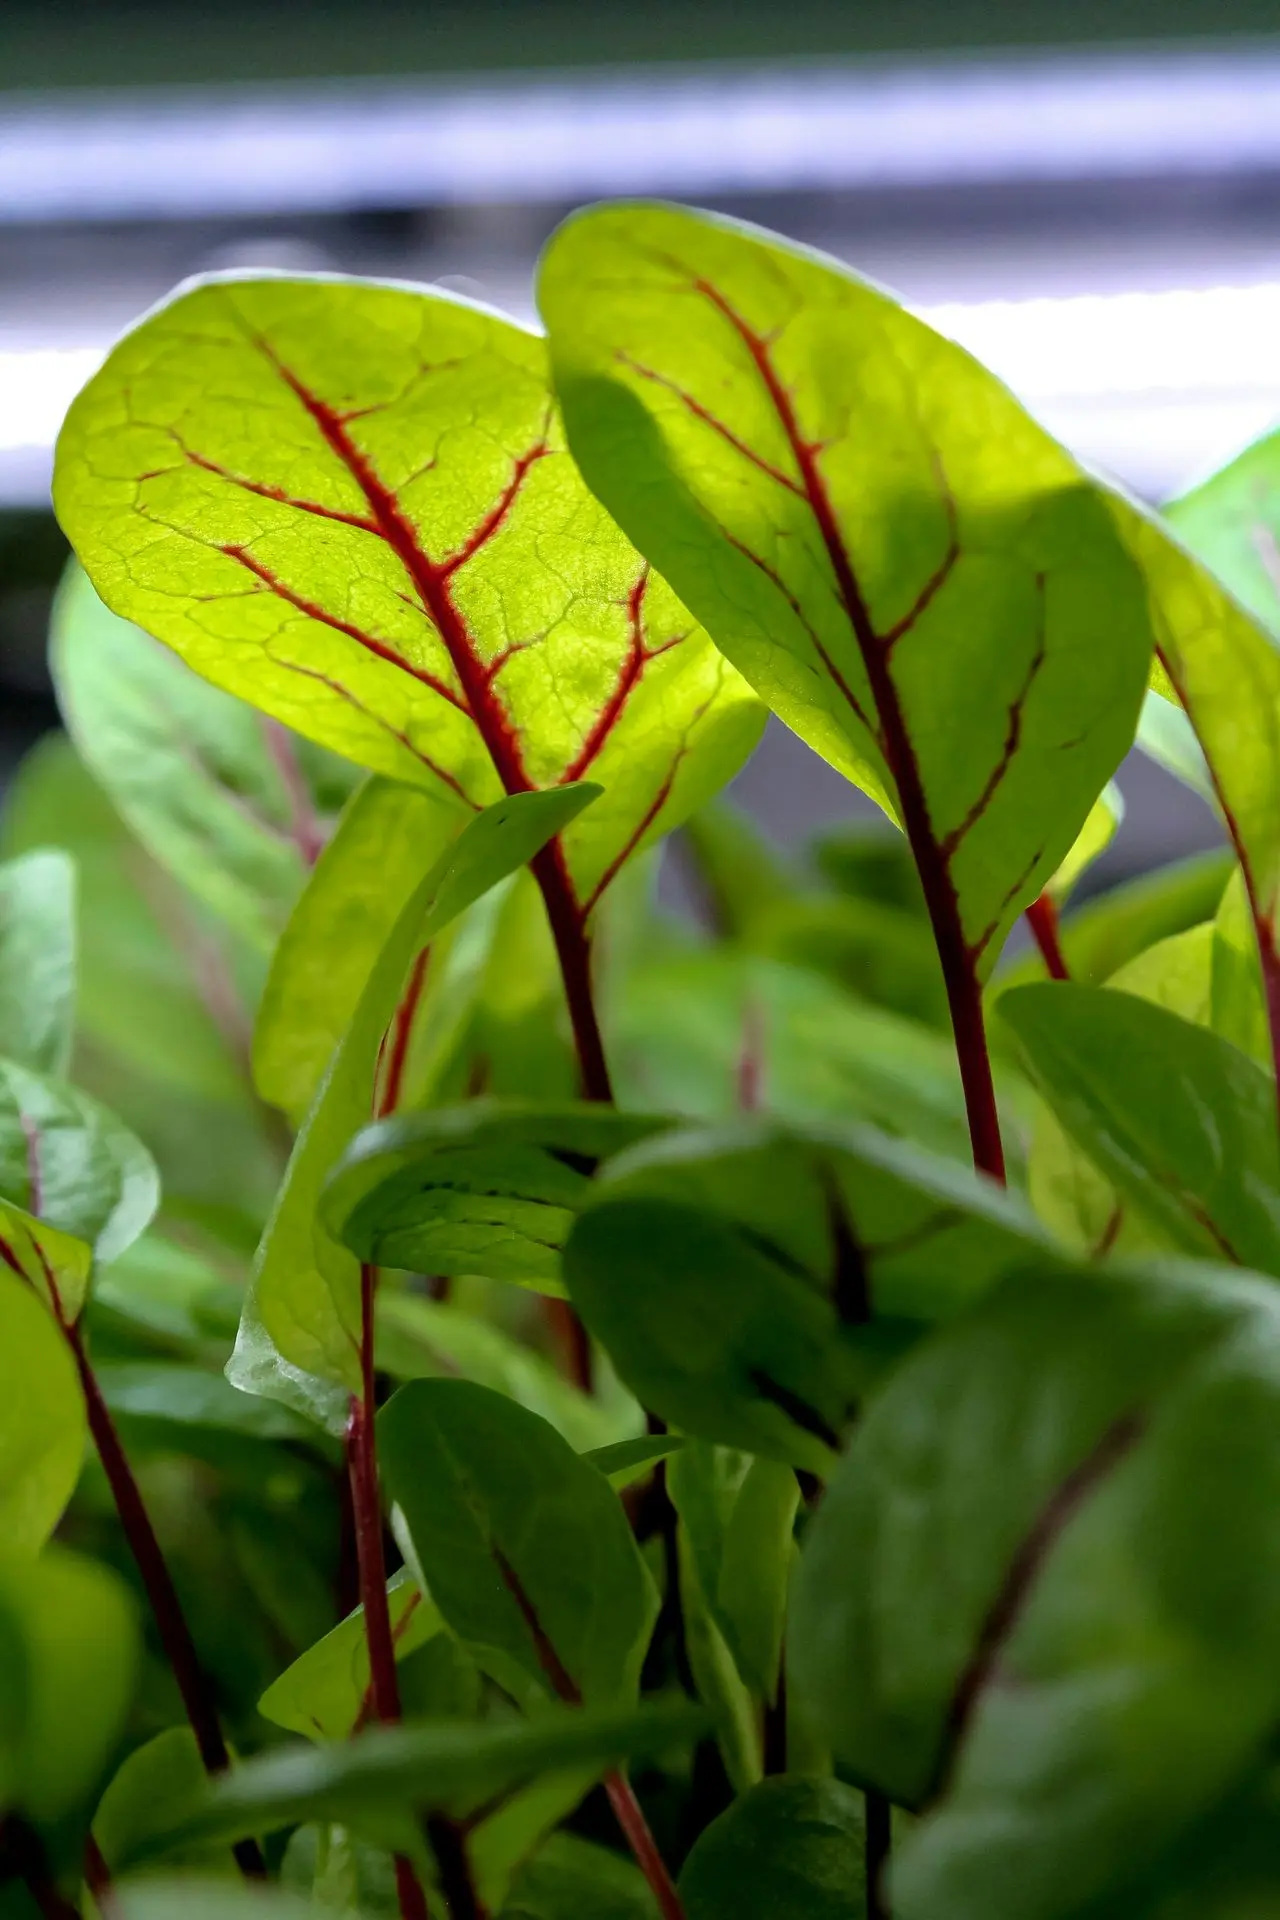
[121,1700,702,1865]
[0,1267,86,1554]
[51,561,358,954]
[0,850,75,1078]
[322,1098,669,1294]
[0,1059,159,1320]
[253,773,460,1127]
[789,1260,1280,1920]
[53,272,764,915]
[227,782,599,1423]
[1001,982,1280,1272]
[563,1117,1048,1470]
[678,1776,867,1920]
[379,1378,657,1708]
[540,200,1153,1183]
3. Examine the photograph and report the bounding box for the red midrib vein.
[265,343,540,801]
[690,279,975,976]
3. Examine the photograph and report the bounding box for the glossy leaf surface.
[380,1378,656,1707]
[252,772,458,1125]
[540,201,1153,978]
[789,1261,1280,1920]
[0,1267,86,1554]
[52,562,358,952]
[54,272,763,911]
[679,1776,867,1920]
[564,1117,1047,1468]
[323,1098,668,1293]
[0,849,75,1077]
[229,782,598,1416]
[1002,983,1280,1272]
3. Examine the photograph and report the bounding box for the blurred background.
[7,0,1280,879]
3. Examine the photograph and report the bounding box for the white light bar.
[5,280,1279,506]
[6,42,1280,225]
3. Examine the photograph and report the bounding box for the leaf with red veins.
[539,204,1154,978]
[55,274,764,907]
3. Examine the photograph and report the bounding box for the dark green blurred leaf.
[503,1831,658,1918]
[0,850,75,1077]
[679,1776,867,1920]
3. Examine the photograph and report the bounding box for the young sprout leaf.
[228,782,599,1423]
[322,1098,670,1293]
[0,849,75,1078]
[540,200,1154,1173]
[253,773,460,1125]
[1001,982,1280,1273]
[258,1567,443,1744]
[53,272,763,918]
[51,561,359,954]
[379,1378,657,1708]
[0,1267,86,1554]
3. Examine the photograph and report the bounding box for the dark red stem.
[866,1789,892,1920]
[83,1836,117,1915]
[1025,893,1070,981]
[425,1814,487,1920]
[945,969,1006,1183]
[530,843,614,1104]
[63,1319,266,1881]
[604,1771,687,1920]
[348,1264,431,1920]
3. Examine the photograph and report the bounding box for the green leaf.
[1212,867,1271,1068]
[97,1360,323,1449]
[0,1544,140,1825]
[1134,687,1216,806]
[51,561,359,954]
[1001,982,1280,1272]
[94,1728,218,1874]
[563,1117,1047,1470]
[228,782,599,1419]
[54,272,764,912]
[376,1291,636,1455]
[679,801,797,941]
[540,201,1152,988]
[788,1260,1280,1920]
[503,1831,659,1919]
[89,1233,238,1357]
[258,1567,442,1743]
[115,1883,319,1920]
[380,1378,657,1708]
[0,850,75,1077]
[0,1267,85,1554]
[679,1776,867,1920]
[323,1099,669,1295]
[253,774,459,1126]
[677,1522,760,1792]
[122,1700,703,1866]
[1043,779,1123,906]
[0,1059,159,1319]
[668,1442,797,1701]
[1157,422,1280,637]
[582,1434,684,1490]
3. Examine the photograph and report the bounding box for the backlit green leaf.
[679,1776,867,1920]
[1001,982,1280,1272]
[0,850,75,1078]
[0,1267,85,1555]
[789,1261,1280,1920]
[258,1567,442,1743]
[54,272,764,913]
[228,782,599,1418]
[381,1379,657,1708]
[1043,779,1123,906]
[323,1099,669,1294]
[540,201,1152,993]
[51,561,359,954]
[253,773,459,1126]
[563,1117,1047,1469]
[115,1882,322,1919]
[1212,867,1270,1068]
